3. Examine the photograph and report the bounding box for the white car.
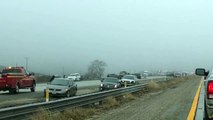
[121,75,139,86]
[67,73,81,81]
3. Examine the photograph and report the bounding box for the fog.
[0,0,213,75]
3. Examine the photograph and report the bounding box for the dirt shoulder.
[90,77,201,120]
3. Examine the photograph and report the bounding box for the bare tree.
[87,60,107,79]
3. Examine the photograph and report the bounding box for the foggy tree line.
[84,60,107,80]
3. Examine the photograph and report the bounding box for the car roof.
[105,77,119,80]
[123,75,135,77]
[54,78,71,81]
[4,67,24,70]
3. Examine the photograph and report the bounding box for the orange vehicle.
[0,67,36,94]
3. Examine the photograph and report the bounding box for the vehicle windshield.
[50,79,69,86]
[122,76,134,80]
[108,74,118,77]
[2,69,21,74]
[103,78,118,83]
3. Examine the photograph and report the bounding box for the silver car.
[196,68,212,120]
[121,75,139,86]
[46,78,77,97]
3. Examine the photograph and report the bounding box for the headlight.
[100,84,103,87]
[114,85,117,88]
[65,89,68,91]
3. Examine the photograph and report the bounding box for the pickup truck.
[0,67,36,94]
[195,68,212,120]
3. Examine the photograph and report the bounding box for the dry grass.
[147,80,161,91]
[146,76,197,91]
[102,97,119,110]
[31,76,197,120]
[31,97,120,120]
[30,108,52,120]
[31,108,96,120]
[122,94,136,101]
[61,108,96,120]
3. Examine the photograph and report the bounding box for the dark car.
[44,78,77,97]
[107,74,119,79]
[99,77,121,91]
[118,71,128,79]
[132,73,141,79]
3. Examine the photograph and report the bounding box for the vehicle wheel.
[73,91,77,96]
[31,83,36,92]
[9,89,14,94]
[204,101,211,120]
[73,88,77,96]
[66,91,71,97]
[43,89,46,97]
[14,84,19,94]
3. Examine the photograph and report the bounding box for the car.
[67,73,81,81]
[107,74,119,79]
[132,73,141,79]
[118,71,128,79]
[0,67,36,94]
[45,78,77,97]
[142,71,149,78]
[195,68,212,120]
[174,72,182,78]
[99,77,121,91]
[166,72,175,77]
[121,75,139,86]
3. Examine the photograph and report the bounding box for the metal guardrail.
[195,82,205,120]
[0,83,147,120]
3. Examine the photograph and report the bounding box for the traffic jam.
[0,66,204,120]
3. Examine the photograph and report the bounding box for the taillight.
[208,81,213,99]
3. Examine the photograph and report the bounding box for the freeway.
[0,76,166,93]
[0,76,165,108]
[35,76,166,92]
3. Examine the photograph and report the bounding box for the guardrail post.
[125,81,127,88]
[99,100,103,105]
[46,87,49,102]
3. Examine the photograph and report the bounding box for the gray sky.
[0,0,213,75]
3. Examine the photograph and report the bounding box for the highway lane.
[0,76,167,94]
[0,76,167,109]
[0,80,101,94]
[35,76,167,92]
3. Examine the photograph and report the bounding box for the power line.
[25,57,29,71]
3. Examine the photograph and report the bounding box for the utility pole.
[25,57,29,71]
[62,67,65,78]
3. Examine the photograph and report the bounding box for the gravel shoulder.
[91,78,201,120]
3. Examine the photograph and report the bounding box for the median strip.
[187,80,203,120]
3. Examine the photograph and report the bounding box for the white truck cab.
[67,73,81,81]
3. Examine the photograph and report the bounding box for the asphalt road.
[0,76,166,109]
[91,77,201,120]
[35,76,166,92]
